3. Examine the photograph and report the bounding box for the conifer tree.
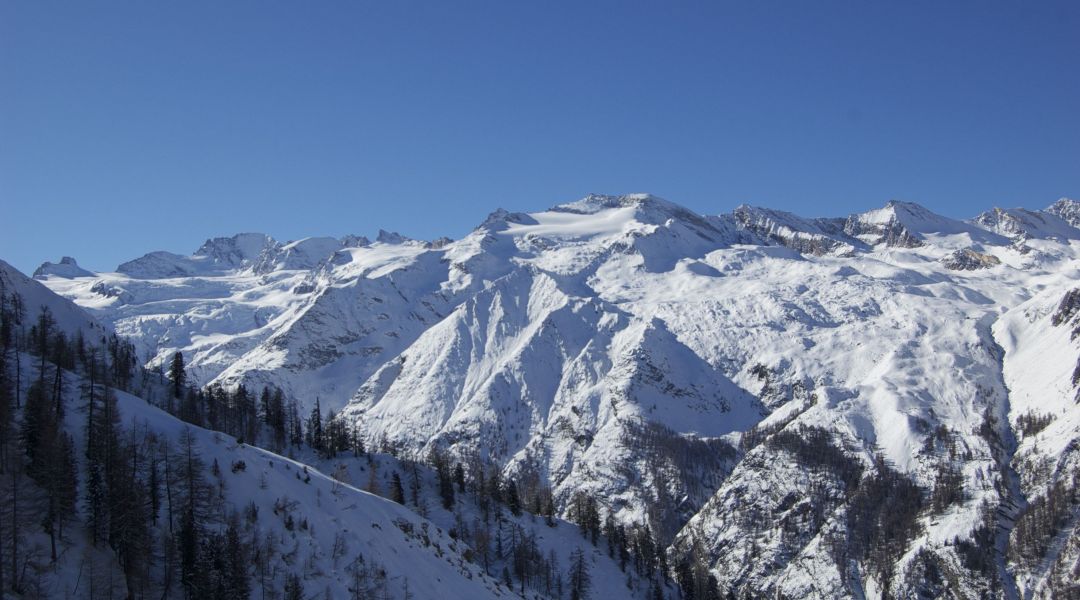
[390,471,405,504]
[569,547,591,600]
[284,573,305,600]
[269,388,287,449]
[169,351,186,399]
[506,479,522,517]
[307,397,324,454]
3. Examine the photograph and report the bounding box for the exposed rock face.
[941,248,1002,270]
[732,205,856,255]
[1046,197,1080,228]
[974,206,1080,240]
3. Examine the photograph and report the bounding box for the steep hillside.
[995,281,1080,599]
[1,258,106,339]
[0,268,647,600]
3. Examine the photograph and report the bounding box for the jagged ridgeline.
[4,193,1080,598]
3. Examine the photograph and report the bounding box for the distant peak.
[342,234,371,248]
[376,229,410,244]
[476,208,538,232]
[846,199,1011,247]
[196,232,273,248]
[194,233,276,266]
[733,204,797,219]
[973,205,1080,240]
[33,256,94,279]
[882,199,937,216]
[551,193,672,215]
[1046,197,1080,228]
[853,199,949,224]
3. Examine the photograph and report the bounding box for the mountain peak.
[551,193,674,215]
[194,232,276,266]
[974,206,1080,240]
[376,229,411,244]
[477,208,538,230]
[1046,197,1080,228]
[845,200,1004,247]
[876,199,939,221]
[341,234,371,248]
[33,256,94,279]
[551,194,726,239]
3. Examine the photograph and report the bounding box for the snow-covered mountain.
[32,256,95,279]
[2,258,651,600]
[974,207,1080,242]
[30,194,1080,598]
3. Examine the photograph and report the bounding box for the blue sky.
[1,1,1077,274]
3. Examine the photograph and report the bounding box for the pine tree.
[350,424,365,457]
[284,573,305,600]
[85,456,105,545]
[365,463,381,496]
[453,463,466,492]
[506,479,522,517]
[287,398,303,448]
[307,397,324,454]
[270,388,287,449]
[430,447,455,510]
[325,409,349,457]
[32,307,56,390]
[176,428,211,596]
[110,428,151,595]
[43,432,78,561]
[259,387,271,426]
[390,471,405,504]
[169,351,186,399]
[569,547,591,600]
[20,380,49,475]
[409,463,423,511]
[223,514,250,599]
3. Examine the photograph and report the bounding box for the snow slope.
[1,258,107,340]
[5,344,518,599]
[995,281,1080,599]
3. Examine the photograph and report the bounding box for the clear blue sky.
[2,1,1077,274]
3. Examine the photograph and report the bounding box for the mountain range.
[11,194,1080,598]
